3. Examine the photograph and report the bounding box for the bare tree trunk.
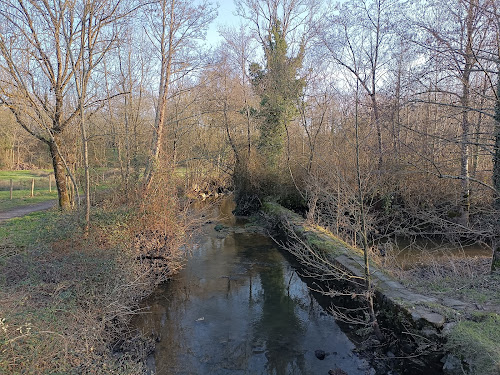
[80,106,91,231]
[355,82,383,340]
[48,136,71,211]
[459,82,471,227]
[458,0,476,228]
[124,94,131,187]
[144,0,175,190]
[491,66,500,272]
[370,94,383,169]
[471,79,488,177]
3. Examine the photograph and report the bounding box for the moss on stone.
[445,314,500,375]
[263,201,500,374]
[306,235,345,257]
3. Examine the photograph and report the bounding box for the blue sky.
[205,0,240,46]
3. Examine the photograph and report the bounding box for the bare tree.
[0,0,89,210]
[219,24,257,162]
[413,0,493,227]
[234,0,320,48]
[487,0,500,271]
[61,0,127,229]
[318,0,397,169]
[142,0,216,190]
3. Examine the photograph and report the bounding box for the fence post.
[49,174,52,193]
[31,178,35,197]
[10,179,13,199]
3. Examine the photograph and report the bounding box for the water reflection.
[238,240,306,375]
[135,206,373,375]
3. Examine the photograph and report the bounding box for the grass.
[0,170,57,211]
[0,175,190,374]
[0,211,58,249]
[0,190,58,212]
[0,205,151,374]
[397,257,500,307]
[0,169,115,212]
[0,170,52,181]
[446,314,500,375]
[387,255,500,374]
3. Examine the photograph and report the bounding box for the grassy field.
[0,170,52,181]
[0,170,57,211]
[0,170,107,212]
[0,190,58,212]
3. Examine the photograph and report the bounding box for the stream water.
[135,199,374,375]
[393,238,491,267]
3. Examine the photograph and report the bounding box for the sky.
[205,0,241,46]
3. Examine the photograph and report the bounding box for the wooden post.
[31,178,35,197]
[10,179,13,199]
[49,174,52,193]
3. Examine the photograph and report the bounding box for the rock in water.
[328,369,348,375]
[441,354,464,375]
[314,349,326,360]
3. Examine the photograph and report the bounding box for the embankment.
[263,202,499,375]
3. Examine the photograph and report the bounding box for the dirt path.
[0,200,57,223]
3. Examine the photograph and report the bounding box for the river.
[135,199,375,375]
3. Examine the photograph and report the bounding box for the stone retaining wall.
[263,202,453,374]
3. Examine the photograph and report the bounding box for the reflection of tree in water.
[240,240,306,375]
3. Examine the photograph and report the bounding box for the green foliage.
[446,314,500,375]
[250,20,305,169]
[233,20,306,214]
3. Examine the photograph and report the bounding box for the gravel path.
[0,200,57,223]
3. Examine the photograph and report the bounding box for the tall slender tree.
[319,0,397,169]
[62,0,125,229]
[493,69,500,271]
[412,0,493,227]
[142,0,216,190]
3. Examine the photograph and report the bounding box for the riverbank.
[0,188,188,374]
[263,202,500,375]
[134,198,376,375]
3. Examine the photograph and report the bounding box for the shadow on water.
[134,199,374,375]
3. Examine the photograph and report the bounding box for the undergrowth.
[0,173,190,374]
[396,256,499,308]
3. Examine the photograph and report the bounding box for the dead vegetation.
[391,255,499,311]
[0,175,192,374]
